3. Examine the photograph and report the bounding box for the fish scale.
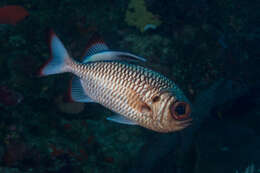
[40,31,192,132]
[70,61,174,128]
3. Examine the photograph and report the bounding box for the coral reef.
[0,0,258,172]
[0,85,23,106]
[0,6,29,25]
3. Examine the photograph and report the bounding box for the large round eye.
[170,101,191,120]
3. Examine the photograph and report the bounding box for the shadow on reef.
[127,79,260,173]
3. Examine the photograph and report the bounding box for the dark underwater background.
[0,0,259,172]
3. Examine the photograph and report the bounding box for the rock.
[195,120,260,173]
[55,95,85,114]
[0,167,22,173]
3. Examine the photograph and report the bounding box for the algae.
[125,0,161,32]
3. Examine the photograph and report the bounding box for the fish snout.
[170,101,191,121]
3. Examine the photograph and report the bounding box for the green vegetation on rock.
[125,0,161,32]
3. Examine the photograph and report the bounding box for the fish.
[0,5,29,25]
[39,30,192,133]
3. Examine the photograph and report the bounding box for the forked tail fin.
[39,30,71,76]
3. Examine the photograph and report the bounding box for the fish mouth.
[170,101,191,121]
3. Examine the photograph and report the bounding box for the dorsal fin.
[82,33,147,63]
[82,51,147,63]
[82,33,109,59]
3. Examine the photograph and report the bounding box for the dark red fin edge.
[66,78,74,102]
[38,29,56,77]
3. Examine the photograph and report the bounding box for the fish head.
[149,90,192,132]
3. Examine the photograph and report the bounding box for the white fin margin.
[83,51,146,63]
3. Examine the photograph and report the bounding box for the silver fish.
[39,31,192,133]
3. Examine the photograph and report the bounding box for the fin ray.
[39,30,70,76]
[82,33,146,63]
[70,77,94,102]
[83,51,146,63]
[107,114,137,125]
[82,33,109,59]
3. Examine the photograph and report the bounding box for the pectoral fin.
[106,114,137,125]
[69,77,94,103]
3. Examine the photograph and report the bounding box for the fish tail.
[39,30,73,76]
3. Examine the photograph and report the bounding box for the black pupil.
[175,104,186,115]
